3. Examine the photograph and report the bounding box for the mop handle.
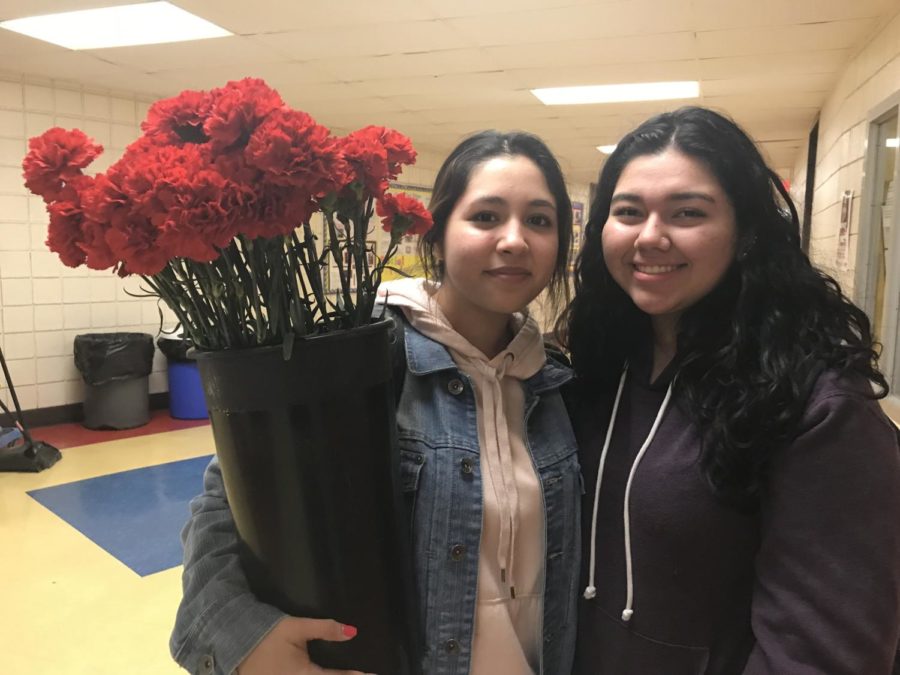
[0,347,34,445]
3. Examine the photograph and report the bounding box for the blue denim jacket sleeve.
[170,456,285,675]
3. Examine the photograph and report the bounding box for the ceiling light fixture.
[0,1,232,50]
[596,145,617,154]
[532,81,700,106]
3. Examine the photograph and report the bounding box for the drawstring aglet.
[510,586,516,599]
[621,609,634,622]
[583,585,596,599]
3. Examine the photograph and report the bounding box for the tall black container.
[193,320,418,673]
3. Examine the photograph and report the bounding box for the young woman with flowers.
[563,106,900,674]
[170,130,582,675]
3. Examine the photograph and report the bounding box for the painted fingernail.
[342,624,358,638]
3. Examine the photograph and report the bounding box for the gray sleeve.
[169,456,285,675]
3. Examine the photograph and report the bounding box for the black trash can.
[74,332,154,430]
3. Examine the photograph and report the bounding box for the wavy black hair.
[419,130,573,313]
[560,106,887,511]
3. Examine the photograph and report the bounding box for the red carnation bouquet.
[22,78,432,351]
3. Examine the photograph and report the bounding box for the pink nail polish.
[342,624,358,638]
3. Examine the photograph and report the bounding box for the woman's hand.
[237,617,373,675]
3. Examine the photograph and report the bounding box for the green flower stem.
[217,245,254,343]
[175,262,220,341]
[286,233,313,334]
[198,261,240,348]
[265,239,289,339]
[240,236,268,342]
[324,210,354,324]
[297,226,329,330]
[142,274,202,347]
[150,269,214,348]
[356,196,376,325]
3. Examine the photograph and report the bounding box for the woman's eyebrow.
[669,191,715,203]
[470,195,555,209]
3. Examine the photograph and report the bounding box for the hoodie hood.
[378,277,546,380]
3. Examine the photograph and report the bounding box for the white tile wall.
[0,77,169,411]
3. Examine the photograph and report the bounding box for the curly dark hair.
[560,106,887,511]
[419,129,573,314]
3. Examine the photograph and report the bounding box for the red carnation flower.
[237,183,318,240]
[141,90,212,145]
[45,200,87,268]
[245,109,350,197]
[376,192,432,237]
[126,144,242,263]
[204,78,285,155]
[361,126,417,176]
[340,126,417,197]
[340,130,390,196]
[105,215,173,276]
[23,128,103,203]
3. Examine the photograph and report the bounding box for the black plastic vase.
[193,320,419,674]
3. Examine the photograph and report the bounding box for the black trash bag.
[74,333,154,386]
[157,336,194,363]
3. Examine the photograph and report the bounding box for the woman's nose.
[634,215,670,251]
[497,220,528,254]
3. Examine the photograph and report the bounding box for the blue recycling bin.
[167,360,208,420]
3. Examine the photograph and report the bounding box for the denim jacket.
[170,319,581,675]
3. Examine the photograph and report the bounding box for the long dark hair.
[561,106,887,510]
[419,130,573,312]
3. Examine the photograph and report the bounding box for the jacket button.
[444,638,460,653]
[449,544,466,560]
[460,458,474,474]
[447,378,464,395]
[200,655,214,674]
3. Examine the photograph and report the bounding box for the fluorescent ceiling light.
[0,2,231,50]
[887,138,899,148]
[532,81,700,106]
[597,145,617,154]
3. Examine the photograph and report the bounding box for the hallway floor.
[1,412,212,675]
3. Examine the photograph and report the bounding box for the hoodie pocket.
[575,604,710,675]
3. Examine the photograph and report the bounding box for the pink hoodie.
[380,278,547,675]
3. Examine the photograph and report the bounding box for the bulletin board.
[321,182,433,292]
[379,182,433,282]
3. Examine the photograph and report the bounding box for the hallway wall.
[791,7,900,296]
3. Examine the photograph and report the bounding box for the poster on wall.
[379,182,432,282]
[570,201,585,273]
[836,189,853,271]
[322,182,432,293]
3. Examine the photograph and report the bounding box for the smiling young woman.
[562,106,900,675]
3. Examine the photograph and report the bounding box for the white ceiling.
[0,0,896,184]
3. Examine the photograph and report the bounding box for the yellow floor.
[0,427,214,675]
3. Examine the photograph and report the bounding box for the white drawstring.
[582,364,676,627]
[583,365,629,601]
[620,377,674,622]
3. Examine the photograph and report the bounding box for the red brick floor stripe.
[28,410,210,450]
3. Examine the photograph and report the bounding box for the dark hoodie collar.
[630,333,681,392]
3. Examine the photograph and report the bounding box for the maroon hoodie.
[568,354,900,675]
